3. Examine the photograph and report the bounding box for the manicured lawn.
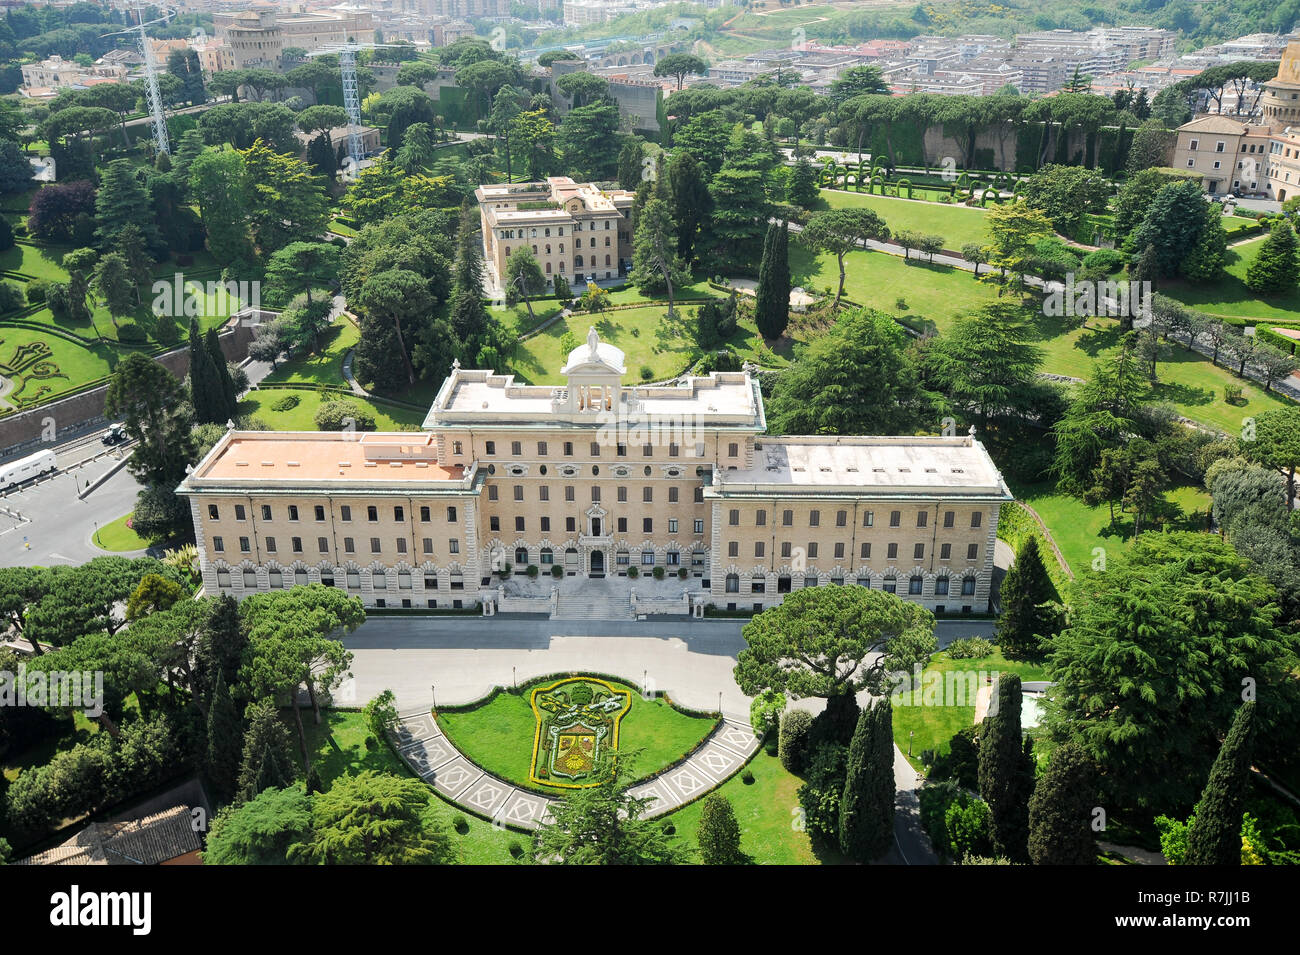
[0,241,70,281]
[262,319,358,387]
[92,512,154,552]
[789,242,998,332]
[489,300,564,338]
[301,709,516,864]
[893,649,1050,773]
[1161,237,1300,325]
[0,326,118,407]
[436,679,717,795]
[665,746,836,864]
[512,305,707,384]
[819,189,992,248]
[1013,480,1211,577]
[238,387,425,431]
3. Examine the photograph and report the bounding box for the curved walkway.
[387,705,761,831]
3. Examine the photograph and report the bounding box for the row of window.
[724,573,977,596]
[208,503,461,524]
[487,514,706,535]
[212,536,461,556]
[502,546,703,567]
[497,220,617,241]
[471,440,741,458]
[727,507,983,529]
[726,540,981,561]
[215,568,466,591]
[487,484,703,504]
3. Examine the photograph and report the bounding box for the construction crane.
[101,6,174,155]
[306,40,409,167]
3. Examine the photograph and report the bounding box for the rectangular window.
[887,543,898,559]
[315,505,326,522]
[265,536,276,553]
[668,487,679,503]
[755,542,765,558]
[564,442,573,456]
[909,577,924,595]
[617,486,627,503]
[591,486,601,502]
[971,512,983,528]
[367,506,378,522]
[538,441,548,456]
[889,510,901,527]
[370,538,381,554]
[511,441,522,456]
[863,510,874,527]
[449,539,460,554]
[694,519,704,534]
[617,518,627,533]
[566,517,576,532]
[515,516,525,532]
[728,542,739,558]
[917,510,927,528]
[292,537,302,553]
[728,443,738,457]
[235,504,247,521]
[782,510,793,527]
[540,485,550,502]
[422,537,433,554]
[668,519,678,533]
[318,536,330,553]
[394,506,404,522]
[836,510,847,527]
[968,543,979,560]
[565,486,575,502]
[213,535,224,552]
[514,484,524,502]
[809,510,820,527]
[643,518,653,533]
[643,444,653,457]
[447,506,458,522]
[261,505,272,521]
[808,543,818,559]
[590,442,600,457]
[914,543,925,560]
[860,542,871,559]
[642,552,655,566]
[288,505,299,522]
[728,508,739,525]
[344,537,355,554]
[488,486,499,502]
[490,516,500,532]
[940,543,951,560]
[943,510,955,528]
[208,504,219,520]
[962,577,976,596]
[541,517,551,532]
[397,539,407,554]
[755,508,765,526]
[485,441,496,455]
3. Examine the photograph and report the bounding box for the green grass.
[0,241,70,281]
[301,709,516,864]
[1013,480,1211,576]
[664,746,835,864]
[489,300,565,338]
[893,649,1050,773]
[262,319,358,387]
[238,387,425,431]
[436,680,717,795]
[1161,237,1300,324]
[512,305,707,384]
[0,325,119,407]
[819,188,992,248]
[92,512,155,552]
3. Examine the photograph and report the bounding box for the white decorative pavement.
[389,705,762,831]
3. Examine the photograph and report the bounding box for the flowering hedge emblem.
[529,677,631,788]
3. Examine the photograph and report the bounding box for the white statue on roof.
[587,326,600,358]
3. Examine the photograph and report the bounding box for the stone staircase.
[551,593,636,621]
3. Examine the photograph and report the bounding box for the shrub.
[314,399,377,432]
[364,735,377,750]
[927,725,980,790]
[508,839,524,859]
[1082,248,1126,272]
[778,708,813,773]
[660,822,676,836]
[116,323,146,342]
[652,565,665,579]
[25,280,48,305]
[550,564,563,578]
[270,394,301,412]
[451,813,469,834]
[154,317,179,345]
[742,770,755,784]
[1224,384,1244,405]
[677,567,688,579]
[947,637,994,659]
[749,687,786,738]
[627,566,638,579]
[639,365,654,381]
[526,564,539,578]
[797,741,848,845]
[497,564,512,578]
[0,281,23,313]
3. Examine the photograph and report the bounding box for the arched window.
[559,243,565,252]
[605,255,610,266]
[545,244,551,254]
[725,573,739,593]
[546,262,552,273]
[533,245,538,254]
[540,547,554,565]
[605,236,610,246]
[503,246,509,257]
[576,255,584,267]
[515,547,528,565]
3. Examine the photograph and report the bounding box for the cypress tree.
[448,201,493,364]
[1245,221,1299,296]
[755,219,790,341]
[195,593,248,707]
[187,318,223,424]
[839,699,895,862]
[205,326,239,420]
[778,708,813,773]
[206,671,243,802]
[996,535,1057,659]
[1185,701,1256,866]
[697,793,743,864]
[978,674,1034,862]
[1028,742,1098,864]
[236,699,299,803]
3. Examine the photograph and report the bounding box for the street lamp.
[908,730,915,758]
[512,666,516,691]
[430,684,436,711]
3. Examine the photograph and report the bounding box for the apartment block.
[179,331,1011,615]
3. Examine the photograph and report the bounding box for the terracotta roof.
[16,805,201,866]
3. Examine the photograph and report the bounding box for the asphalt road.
[0,460,144,567]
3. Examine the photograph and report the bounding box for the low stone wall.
[0,312,263,458]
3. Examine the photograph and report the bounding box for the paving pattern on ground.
[389,706,761,830]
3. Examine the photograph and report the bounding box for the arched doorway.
[589,549,605,578]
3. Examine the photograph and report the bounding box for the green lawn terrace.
[819,188,996,247]
[1161,235,1300,326]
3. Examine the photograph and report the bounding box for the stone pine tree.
[1245,220,1299,295]
[978,674,1034,863]
[996,535,1058,659]
[754,219,790,341]
[205,327,239,421]
[839,699,895,862]
[187,318,225,425]
[629,197,688,319]
[236,698,299,803]
[1027,742,1099,865]
[696,793,744,864]
[1185,701,1257,866]
[206,671,243,802]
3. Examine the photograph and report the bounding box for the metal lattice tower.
[139,17,170,155]
[338,46,363,166]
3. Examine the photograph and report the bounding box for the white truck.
[0,448,57,490]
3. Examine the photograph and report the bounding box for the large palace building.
[178,331,1012,616]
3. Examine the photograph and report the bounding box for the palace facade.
[178,331,1012,615]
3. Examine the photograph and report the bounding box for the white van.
[0,449,57,489]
